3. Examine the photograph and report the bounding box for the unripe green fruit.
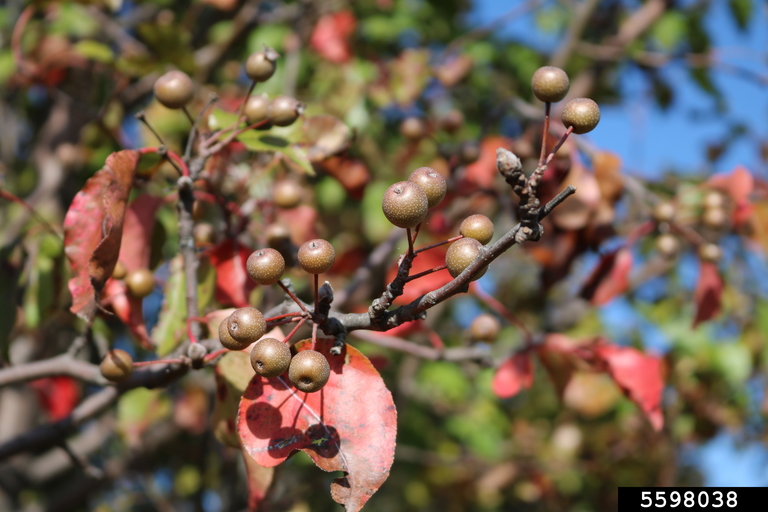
[382,181,429,229]
[698,243,722,263]
[246,248,286,285]
[653,202,676,223]
[100,349,133,382]
[289,349,331,393]
[153,70,194,109]
[445,237,487,280]
[219,315,251,350]
[245,47,279,82]
[400,117,426,140]
[561,98,600,134]
[297,239,335,274]
[267,96,304,127]
[228,307,266,344]
[459,214,494,245]
[408,167,447,209]
[531,66,570,103]
[470,313,501,342]
[250,338,291,377]
[125,268,155,299]
[655,233,680,259]
[273,179,303,209]
[244,94,270,125]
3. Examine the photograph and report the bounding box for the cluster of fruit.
[653,199,723,263]
[153,46,304,128]
[112,263,155,299]
[531,66,600,134]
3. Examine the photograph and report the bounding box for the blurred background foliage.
[1,0,767,511]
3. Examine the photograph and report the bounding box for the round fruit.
[459,140,481,164]
[445,237,487,279]
[698,243,722,263]
[273,179,303,209]
[297,239,336,274]
[250,338,292,377]
[228,307,266,344]
[408,167,447,209]
[439,109,464,133]
[470,313,501,343]
[652,201,676,223]
[702,190,725,210]
[100,349,134,382]
[655,233,680,259]
[266,223,291,247]
[246,248,286,285]
[112,261,127,280]
[219,315,251,350]
[153,70,194,109]
[125,268,155,298]
[702,207,727,229]
[244,94,270,125]
[382,181,429,229]
[194,222,215,246]
[400,116,426,140]
[531,66,570,103]
[245,47,279,82]
[288,349,331,393]
[459,214,494,245]
[561,98,600,134]
[267,96,304,127]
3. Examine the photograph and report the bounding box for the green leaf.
[212,351,254,447]
[650,12,687,51]
[73,40,114,63]
[713,342,752,385]
[117,387,172,436]
[728,0,752,30]
[153,255,187,356]
[197,257,216,312]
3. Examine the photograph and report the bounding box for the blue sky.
[470,0,768,488]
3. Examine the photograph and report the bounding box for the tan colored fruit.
[653,202,676,223]
[470,313,500,343]
[561,98,600,134]
[112,261,128,280]
[297,239,335,274]
[702,207,727,229]
[459,214,494,245]
[246,248,286,285]
[245,46,279,82]
[698,243,722,263]
[100,349,134,382]
[153,70,194,109]
[250,338,292,377]
[655,233,680,258]
[219,315,251,351]
[445,238,487,280]
[531,66,570,103]
[288,349,331,392]
[267,96,304,127]
[228,307,267,344]
[273,179,303,209]
[244,94,270,125]
[408,167,447,209]
[382,181,429,228]
[125,268,155,298]
[702,190,725,210]
[400,117,426,140]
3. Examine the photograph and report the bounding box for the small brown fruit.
[289,349,331,393]
[698,243,722,263]
[445,237,487,279]
[382,181,429,229]
[250,338,292,377]
[702,207,728,229]
[273,179,303,209]
[702,190,725,210]
[194,222,216,246]
[531,66,570,103]
[408,167,447,209]
[153,70,194,109]
[561,98,600,134]
[244,94,270,125]
[228,307,266,344]
[245,46,279,82]
[459,214,494,245]
[112,261,128,280]
[653,202,676,223]
[655,233,680,259]
[246,248,286,285]
[297,239,335,274]
[125,268,155,298]
[267,96,304,127]
[219,315,251,350]
[439,109,464,133]
[100,349,134,382]
[400,117,426,140]
[470,313,501,342]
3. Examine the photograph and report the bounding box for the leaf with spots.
[64,150,138,321]
[238,338,397,512]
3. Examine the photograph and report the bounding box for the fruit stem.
[405,264,447,282]
[203,348,228,365]
[414,235,463,255]
[132,358,185,368]
[277,280,309,313]
[311,322,318,348]
[538,102,551,168]
[135,112,167,147]
[282,317,306,345]
[266,312,304,323]
[313,273,319,314]
[182,106,195,125]
[235,80,257,126]
[184,93,219,162]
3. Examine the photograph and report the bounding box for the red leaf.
[64,150,138,321]
[385,246,452,305]
[693,262,723,328]
[310,11,357,64]
[103,278,151,346]
[30,377,80,421]
[708,166,754,227]
[118,194,163,272]
[207,239,256,308]
[462,136,513,190]
[492,352,534,398]
[580,247,633,306]
[238,338,397,512]
[275,205,319,246]
[594,342,664,431]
